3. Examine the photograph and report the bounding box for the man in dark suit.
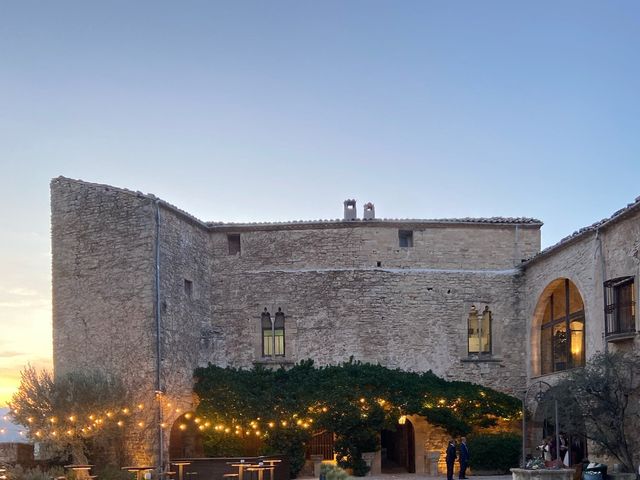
[459,437,469,479]
[446,439,457,480]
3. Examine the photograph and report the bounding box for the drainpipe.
[154,199,164,472]
[514,224,520,267]
[594,229,607,353]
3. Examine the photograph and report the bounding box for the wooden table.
[65,465,94,472]
[228,462,250,480]
[65,465,94,479]
[170,462,192,480]
[121,466,155,480]
[256,459,280,480]
[246,465,273,480]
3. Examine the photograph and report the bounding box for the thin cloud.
[0,300,47,308]
[0,351,26,359]
[3,288,39,297]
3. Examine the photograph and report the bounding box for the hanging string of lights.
[5,390,515,443]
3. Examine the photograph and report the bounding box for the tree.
[548,351,640,473]
[8,365,129,466]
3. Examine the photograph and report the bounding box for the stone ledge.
[460,357,503,363]
[607,473,636,480]
[511,468,575,480]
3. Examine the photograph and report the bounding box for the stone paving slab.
[300,474,512,480]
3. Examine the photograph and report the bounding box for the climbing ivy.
[193,359,520,477]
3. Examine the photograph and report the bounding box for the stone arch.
[530,278,586,377]
[169,412,204,460]
[530,390,588,466]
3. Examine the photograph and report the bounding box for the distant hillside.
[0,408,29,443]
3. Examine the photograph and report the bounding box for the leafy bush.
[201,430,247,456]
[7,466,66,480]
[468,433,521,473]
[261,428,310,478]
[194,359,521,477]
[319,463,349,480]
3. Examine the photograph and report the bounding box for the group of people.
[445,437,470,480]
[538,432,570,465]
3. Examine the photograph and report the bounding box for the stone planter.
[511,468,576,480]
[608,474,636,480]
[362,451,381,475]
[310,455,324,477]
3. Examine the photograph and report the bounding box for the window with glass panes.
[540,279,585,374]
[468,305,492,355]
[604,276,636,336]
[261,307,285,357]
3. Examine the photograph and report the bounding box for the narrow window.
[184,279,193,299]
[261,308,273,357]
[261,307,286,357]
[468,305,491,355]
[274,308,285,356]
[604,276,636,336]
[398,230,413,248]
[228,234,241,255]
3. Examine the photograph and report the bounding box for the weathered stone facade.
[50,177,640,470]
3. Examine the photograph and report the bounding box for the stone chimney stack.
[343,199,357,221]
[363,202,375,220]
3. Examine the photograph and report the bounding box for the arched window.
[261,307,286,357]
[261,308,273,357]
[540,279,585,374]
[274,307,285,356]
[468,305,491,355]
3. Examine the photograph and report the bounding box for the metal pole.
[155,200,164,474]
[522,395,526,467]
[554,400,560,462]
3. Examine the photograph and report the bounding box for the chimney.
[343,199,357,221]
[363,202,375,220]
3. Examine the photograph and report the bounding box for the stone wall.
[523,206,640,378]
[50,177,542,464]
[522,203,640,467]
[51,177,157,381]
[205,266,527,394]
[0,442,34,465]
[155,203,216,437]
[51,178,163,464]
[209,221,540,272]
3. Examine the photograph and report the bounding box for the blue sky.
[1,0,639,403]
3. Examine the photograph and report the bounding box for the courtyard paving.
[299,475,512,480]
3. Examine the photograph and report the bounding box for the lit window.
[261,309,273,357]
[468,306,491,355]
[604,276,636,337]
[262,307,286,357]
[540,279,585,374]
[274,308,285,356]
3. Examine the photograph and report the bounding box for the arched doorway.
[169,413,204,459]
[381,419,415,473]
[531,394,587,466]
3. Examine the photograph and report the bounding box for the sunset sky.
[1,0,640,408]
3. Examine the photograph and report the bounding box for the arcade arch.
[531,278,585,377]
[169,412,204,459]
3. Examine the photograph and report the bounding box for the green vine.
[194,359,520,477]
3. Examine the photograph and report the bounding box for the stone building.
[50,177,639,472]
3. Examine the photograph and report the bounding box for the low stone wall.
[0,443,34,465]
[511,468,575,480]
[172,456,290,480]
